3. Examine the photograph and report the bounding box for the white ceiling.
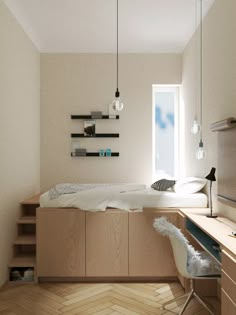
[4,0,214,53]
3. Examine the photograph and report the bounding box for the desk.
[179,208,236,315]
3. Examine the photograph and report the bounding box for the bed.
[39,183,207,211]
[36,182,208,282]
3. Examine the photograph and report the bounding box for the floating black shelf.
[71,133,119,138]
[71,152,119,157]
[71,115,119,120]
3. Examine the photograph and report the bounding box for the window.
[152,85,180,179]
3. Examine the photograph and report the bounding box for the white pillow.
[173,177,207,194]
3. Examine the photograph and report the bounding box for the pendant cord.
[195,0,198,121]
[116,0,119,92]
[200,0,203,141]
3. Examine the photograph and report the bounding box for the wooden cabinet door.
[129,211,178,277]
[86,210,128,277]
[222,250,236,283]
[222,289,236,315]
[37,208,85,277]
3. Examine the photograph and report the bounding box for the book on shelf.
[91,111,102,119]
[73,148,87,156]
[84,120,96,136]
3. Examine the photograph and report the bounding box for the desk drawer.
[222,250,236,282]
[222,270,236,304]
[222,289,236,315]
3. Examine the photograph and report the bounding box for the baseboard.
[38,276,178,283]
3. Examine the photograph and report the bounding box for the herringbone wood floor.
[0,282,220,315]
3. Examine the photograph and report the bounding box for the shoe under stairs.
[8,194,40,283]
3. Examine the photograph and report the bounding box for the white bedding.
[40,186,207,211]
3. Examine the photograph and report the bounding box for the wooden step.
[21,194,41,205]
[17,216,36,224]
[14,235,36,245]
[9,255,36,267]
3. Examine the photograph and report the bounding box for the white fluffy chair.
[153,217,220,315]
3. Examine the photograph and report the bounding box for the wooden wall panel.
[129,211,178,277]
[222,289,236,315]
[222,250,236,283]
[37,208,85,277]
[222,271,236,304]
[86,210,128,277]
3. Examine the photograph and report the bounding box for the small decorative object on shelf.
[75,148,87,156]
[106,148,111,157]
[99,149,105,157]
[91,111,102,119]
[84,120,96,136]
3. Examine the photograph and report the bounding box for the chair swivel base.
[161,288,214,315]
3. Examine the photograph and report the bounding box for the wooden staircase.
[8,194,40,283]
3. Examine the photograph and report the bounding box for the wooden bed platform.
[9,194,218,298]
[37,207,180,282]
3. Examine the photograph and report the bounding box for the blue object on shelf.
[99,149,105,157]
[106,149,111,157]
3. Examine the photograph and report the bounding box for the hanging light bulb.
[112,88,124,111]
[191,118,201,135]
[111,0,124,112]
[196,139,207,160]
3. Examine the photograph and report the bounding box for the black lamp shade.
[205,167,216,181]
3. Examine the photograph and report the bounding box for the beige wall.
[40,53,182,190]
[182,0,236,220]
[0,2,40,286]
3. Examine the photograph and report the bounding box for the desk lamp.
[205,167,217,218]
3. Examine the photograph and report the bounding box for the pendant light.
[112,0,124,111]
[191,0,201,135]
[196,0,207,160]
[191,117,201,135]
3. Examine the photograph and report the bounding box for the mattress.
[40,187,207,211]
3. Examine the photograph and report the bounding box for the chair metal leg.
[161,292,190,310]
[161,289,194,315]
[179,289,194,315]
[193,292,214,315]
